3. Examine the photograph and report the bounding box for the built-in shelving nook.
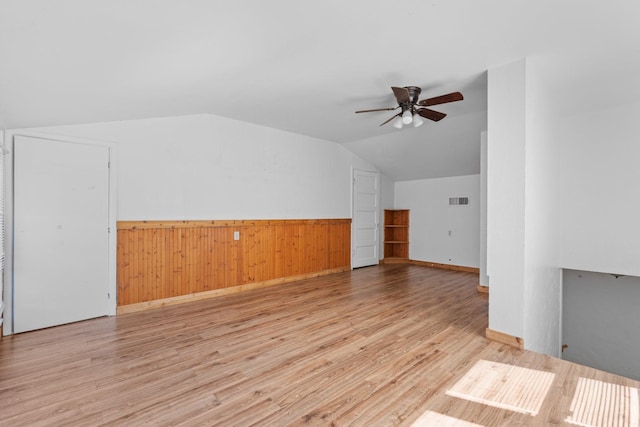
[383,209,409,262]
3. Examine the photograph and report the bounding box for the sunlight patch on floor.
[565,377,640,427]
[411,410,484,427]
[446,359,555,416]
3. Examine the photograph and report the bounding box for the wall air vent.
[449,197,469,206]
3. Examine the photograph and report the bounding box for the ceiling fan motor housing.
[405,86,422,104]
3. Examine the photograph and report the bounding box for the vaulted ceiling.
[1,1,639,180]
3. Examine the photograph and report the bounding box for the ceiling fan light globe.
[413,114,424,127]
[401,109,413,124]
[391,116,403,129]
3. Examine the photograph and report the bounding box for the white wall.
[553,101,640,367]
[556,101,640,277]
[487,57,640,359]
[522,58,562,356]
[26,114,376,220]
[479,131,489,286]
[563,269,640,381]
[394,175,480,268]
[487,59,527,340]
[487,58,564,356]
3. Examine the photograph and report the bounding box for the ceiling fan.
[355,86,463,128]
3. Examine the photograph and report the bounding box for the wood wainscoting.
[117,219,351,312]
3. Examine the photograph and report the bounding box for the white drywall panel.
[522,58,562,356]
[479,131,489,287]
[394,174,480,268]
[28,114,365,221]
[556,102,640,277]
[487,59,526,339]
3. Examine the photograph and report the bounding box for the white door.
[13,135,111,333]
[352,169,379,268]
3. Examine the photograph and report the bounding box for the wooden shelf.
[383,209,409,261]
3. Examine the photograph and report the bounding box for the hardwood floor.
[1,264,638,426]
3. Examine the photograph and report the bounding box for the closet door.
[13,135,111,333]
[352,169,379,268]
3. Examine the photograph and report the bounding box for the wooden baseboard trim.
[409,259,480,274]
[477,284,489,294]
[485,328,524,350]
[379,257,409,264]
[117,267,351,315]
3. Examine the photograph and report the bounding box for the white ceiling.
[1,1,639,180]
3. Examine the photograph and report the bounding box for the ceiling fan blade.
[379,113,400,126]
[355,107,397,113]
[417,108,447,122]
[418,91,464,106]
[391,87,411,104]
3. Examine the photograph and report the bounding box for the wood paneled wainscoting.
[117,219,351,313]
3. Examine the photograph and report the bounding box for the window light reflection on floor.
[446,359,556,416]
[410,410,485,427]
[565,377,640,427]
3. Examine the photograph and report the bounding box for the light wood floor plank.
[1,264,639,426]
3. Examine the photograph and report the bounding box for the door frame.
[351,168,380,269]
[2,130,117,335]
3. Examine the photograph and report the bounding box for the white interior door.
[352,169,379,268]
[13,135,111,333]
